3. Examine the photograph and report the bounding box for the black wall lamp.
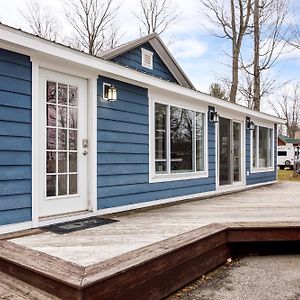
[101,83,118,102]
[246,116,255,130]
[208,106,219,123]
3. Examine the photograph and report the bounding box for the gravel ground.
[168,255,300,300]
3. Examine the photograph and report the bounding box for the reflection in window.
[155,103,167,173]
[252,125,273,169]
[170,107,193,173]
[154,103,206,176]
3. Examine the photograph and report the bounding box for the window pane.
[69,130,77,150]
[259,126,271,168]
[69,86,78,106]
[58,83,68,105]
[47,128,56,150]
[69,107,78,129]
[58,175,67,195]
[58,129,67,150]
[233,122,241,182]
[155,103,167,174]
[269,129,273,167]
[47,175,56,197]
[47,151,56,173]
[170,106,193,173]
[47,81,56,103]
[47,104,56,127]
[196,112,205,171]
[58,152,67,173]
[69,152,77,172]
[69,174,77,194]
[252,126,257,168]
[57,106,67,128]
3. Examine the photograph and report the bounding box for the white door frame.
[31,58,98,227]
[215,114,246,191]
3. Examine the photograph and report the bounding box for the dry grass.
[278,169,300,181]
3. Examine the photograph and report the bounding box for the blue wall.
[246,123,277,185]
[97,76,216,209]
[111,42,178,84]
[0,49,32,225]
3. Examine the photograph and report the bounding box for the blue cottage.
[0,24,282,233]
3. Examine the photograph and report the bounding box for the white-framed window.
[251,125,274,172]
[141,48,153,69]
[150,100,208,182]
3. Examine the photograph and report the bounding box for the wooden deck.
[10,181,300,266]
[0,181,299,299]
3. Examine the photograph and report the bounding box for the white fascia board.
[0,24,284,124]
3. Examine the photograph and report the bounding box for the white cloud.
[169,38,207,59]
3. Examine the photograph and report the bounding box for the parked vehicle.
[277,144,299,170]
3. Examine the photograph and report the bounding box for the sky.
[1,0,300,113]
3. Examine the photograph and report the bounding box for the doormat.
[44,217,119,234]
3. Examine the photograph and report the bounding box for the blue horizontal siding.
[0,48,32,225]
[97,76,216,209]
[111,42,178,84]
[246,123,277,185]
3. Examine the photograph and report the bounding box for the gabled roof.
[99,33,195,90]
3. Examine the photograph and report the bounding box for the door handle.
[83,150,88,156]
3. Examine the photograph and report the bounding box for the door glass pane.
[47,128,56,150]
[155,103,167,174]
[58,152,67,173]
[252,126,258,168]
[47,152,56,173]
[69,174,77,194]
[219,117,231,185]
[58,175,67,195]
[45,80,79,198]
[58,83,68,105]
[47,105,56,127]
[170,106,193,173]
[47,175,56,197]
[233,122,241,182]
[47,81,56,104]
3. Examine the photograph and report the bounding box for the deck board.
[10,181,300,266]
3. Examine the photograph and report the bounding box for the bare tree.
[20,0,59,41]
[200,0,252,103]
[270,84,300,138]
[134,0,178,35]
[242,0,290,111]
[64,0,120,55]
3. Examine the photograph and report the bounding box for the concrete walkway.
[11,181,300,267]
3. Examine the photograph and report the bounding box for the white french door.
[38,69,88,217]
[218,117,243,188]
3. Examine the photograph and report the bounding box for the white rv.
[277,143,300,170]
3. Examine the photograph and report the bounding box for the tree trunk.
[230,46,239,103]
[253,0,260,111]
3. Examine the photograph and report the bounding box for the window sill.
[149,171,208,183]
[251,167,274,173]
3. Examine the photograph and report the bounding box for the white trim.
[88,77,98,212]
[0,222,32,235]
[0,24,284,124]
[250,124,275,173]
[149,97,208,183]
[141,48,153,70]
[31,59,39,228]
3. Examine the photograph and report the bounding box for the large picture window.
[252,125,273,170]
[154,102,206,178]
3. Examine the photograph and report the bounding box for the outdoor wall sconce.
[208,106,219,123]
[246,117,255,130]
[101,83,118,102]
